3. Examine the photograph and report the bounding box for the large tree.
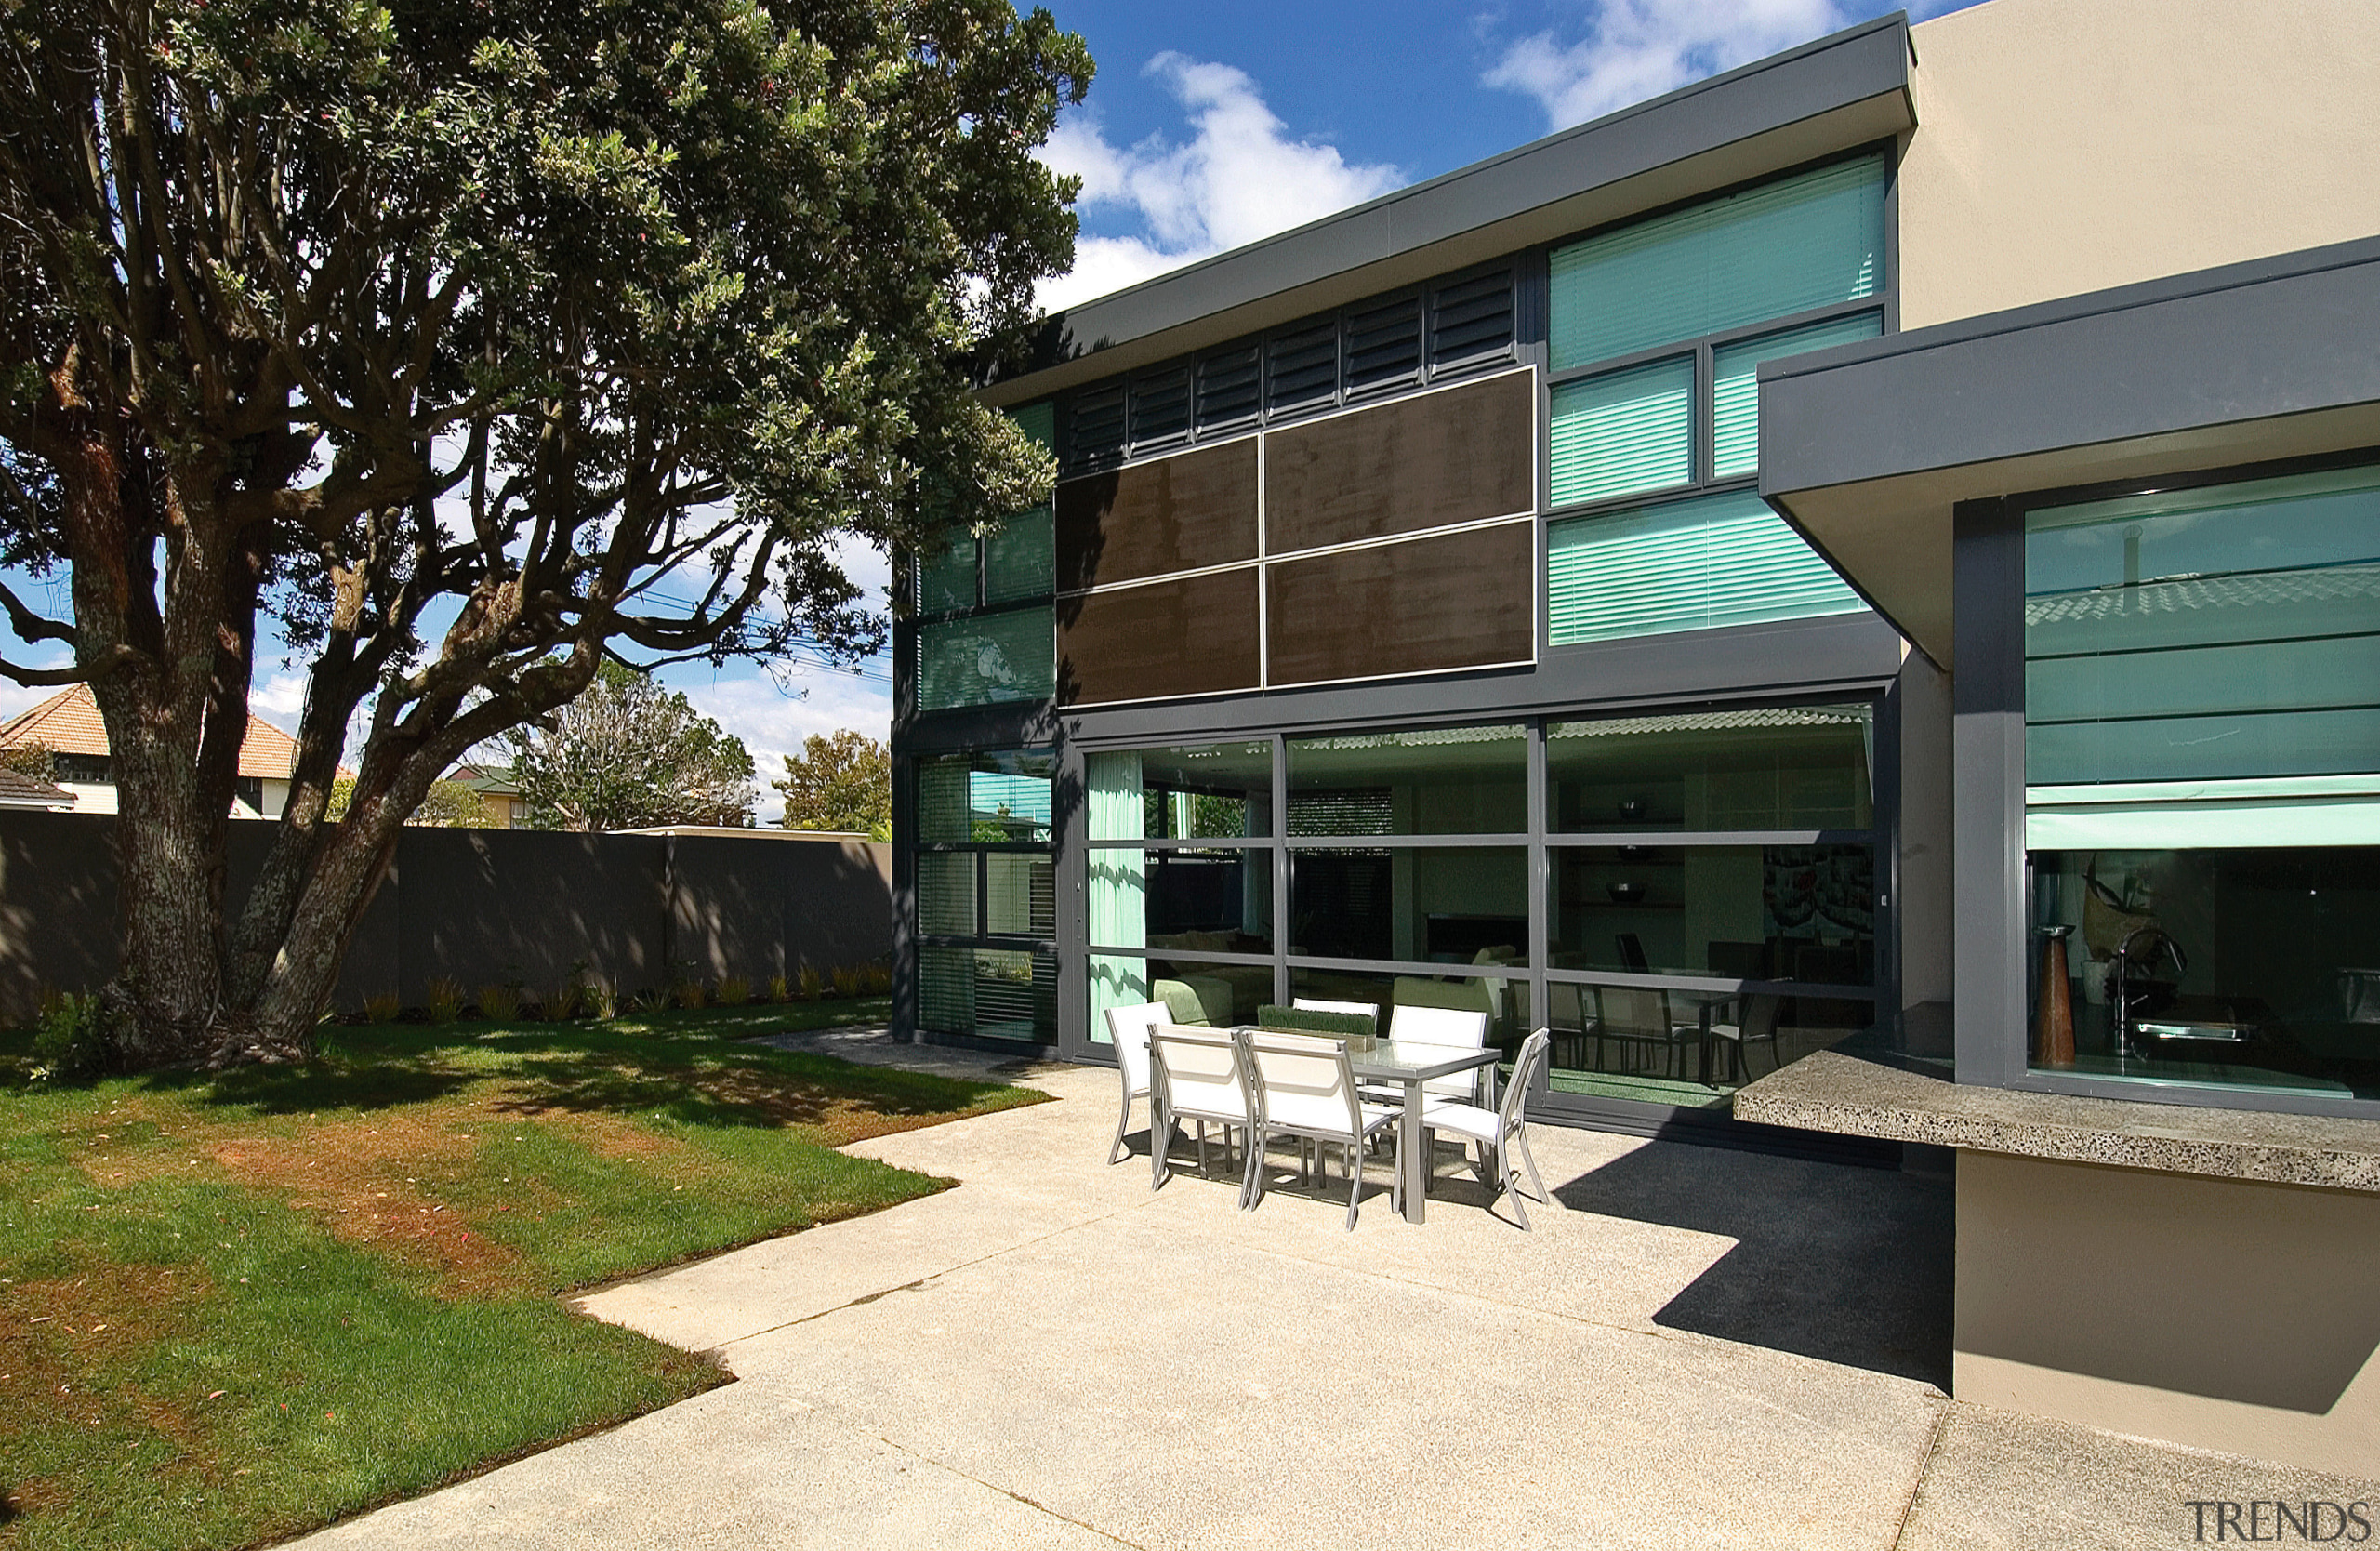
[509,660,757,830]
[774,727,888,839]
[0,0,1088,1067]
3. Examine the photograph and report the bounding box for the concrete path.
[293,1030,2377,1550]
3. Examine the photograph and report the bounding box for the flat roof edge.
[985,13,1912,401]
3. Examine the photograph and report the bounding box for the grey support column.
[1950,497,2028,1086]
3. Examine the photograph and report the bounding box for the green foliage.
[326,775,490,828]
[32,990,104,1080]
[765,973,790,1004]
[424,979,466,1025]
[360,992,403,1025]
[797,965,825,1001]
[0,0,1091,1057]
[0,738,57,783]
[774,730,892,840]
[509,662,759,831]
[477,983,522,1021]
[1255,1004,1377,1040]
[716,976,749,1007]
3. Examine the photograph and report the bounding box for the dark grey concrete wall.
[0,813,892,1020]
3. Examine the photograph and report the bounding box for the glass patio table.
[1342,1037,1501,1225]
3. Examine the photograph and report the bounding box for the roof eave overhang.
[982,13,1914,406]
[1758,236,2380,671]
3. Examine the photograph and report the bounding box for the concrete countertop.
[1734,1048,2380,1193]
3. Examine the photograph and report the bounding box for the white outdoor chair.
[1383,1003,1492,1109]
[1420,1028,1553,1231]
[1243,1029,1401,1231]
[1147,1024,1259,1203]
[1104,1002,1170,1165]
[1292,997,1379,1028]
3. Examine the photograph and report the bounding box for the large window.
[1076,707,1881,1110]
[1544,153,1884,644]
[917,749,1056,1041]
[1086,740,1276,1035]
[1544,705,1877,1107]
[913,403,1057,711]
[2024,464,2380,1103]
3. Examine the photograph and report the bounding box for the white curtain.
[1085,752,1149,1039]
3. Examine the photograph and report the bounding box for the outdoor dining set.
[1102,1000,1554,1231]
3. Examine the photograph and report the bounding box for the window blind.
[1548,489,1864,643]
[1549,152,1887,372]
[1549,356,1693,508]
[2024,466,2380,787]
[1711,312,1883,478]
[915,537,976,615]
[916,607,1054,710]
[983,509,1053,605]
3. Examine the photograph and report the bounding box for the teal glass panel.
[1550,152,1886,370]
[915,535,977,615]
[917,749,1053,842]
[1548,489,1864,643]
[1711,312,1884,478]
[983,507,1053,605]
[984,852,1054,937]
[2024,466,2380,785]
[916,606,1053,709]
[1549,357,1692,508]
[918,852,976,935]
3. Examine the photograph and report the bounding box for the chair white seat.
[1244,1028,1402,1230]
[1102,1001,1168,1165]
[1417,1028,1553,1231]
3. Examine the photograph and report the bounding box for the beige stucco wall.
[1956,1149,2380,1475]
[1901,0,2380,329]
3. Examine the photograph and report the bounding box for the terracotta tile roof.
[0,683,315,779]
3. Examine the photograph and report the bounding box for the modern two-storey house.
[890,0,2380,1474]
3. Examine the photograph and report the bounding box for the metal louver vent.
[1265,321,1338,418]
[1430,269,1515,372]
[1063,384,1126,473]
[1345,297,1423,394]
[1129,366,1191,450]
[1195,347,1261,431]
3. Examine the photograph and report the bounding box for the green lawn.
[0,999,1043,1550]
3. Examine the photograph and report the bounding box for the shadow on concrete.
[1555,1140,1953,1388]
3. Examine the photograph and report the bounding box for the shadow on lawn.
[137,1012,1012,1134]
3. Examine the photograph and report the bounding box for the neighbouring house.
[0,683,342,819]
[0,767,74,812]
[888,0,2380,1475]
[443,762,524,829]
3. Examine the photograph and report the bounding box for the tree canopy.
[507,661,756,830]
[774,727,889,839]
[0,0,1090,1064]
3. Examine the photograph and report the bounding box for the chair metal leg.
[1151,1101,1170,1192]
[1488,1135,1530,1231]
[1108,1091,1133,1165]
[1513,1122,1548,1202]
[1344,1138,1361,1231]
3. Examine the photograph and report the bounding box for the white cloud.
[1485,0,1871,130]
[670,661,891,826]
[1039,54,1403,312]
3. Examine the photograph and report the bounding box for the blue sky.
[0,0,1981,819]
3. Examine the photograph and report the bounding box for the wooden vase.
[2035,926,2077,1067]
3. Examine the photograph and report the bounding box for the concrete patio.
[292,1029,2377,1549]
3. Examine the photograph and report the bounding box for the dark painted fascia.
[1758,233,2380,497]
[984,13,1912,403]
